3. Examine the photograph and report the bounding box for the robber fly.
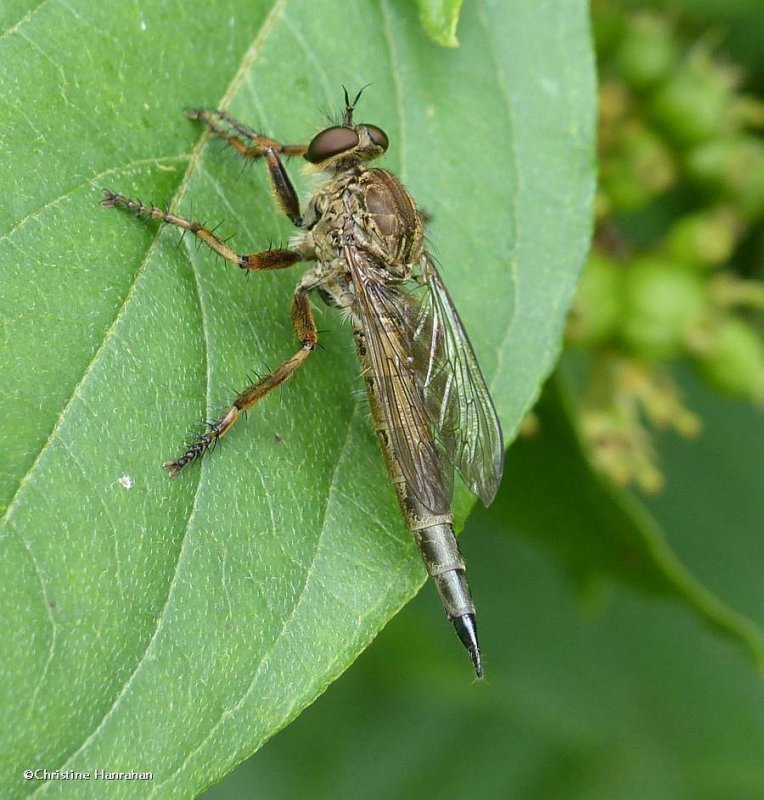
[101,88,504,677]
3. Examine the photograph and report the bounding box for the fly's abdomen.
[412,518,470,613]
[352,323,483,677]
[408,505,482,678]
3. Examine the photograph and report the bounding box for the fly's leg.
[100,192,308,271]
[163,274,319,477]
[186,108,306,226]
[186,107,307,160]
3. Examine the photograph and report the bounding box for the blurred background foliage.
[570,0,764,493]
[204,1,764,798]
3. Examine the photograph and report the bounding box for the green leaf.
[414,0,465,47]
[0,0,595,796]
[502,369,764,669]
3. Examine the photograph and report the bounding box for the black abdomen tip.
[452,613,483,679]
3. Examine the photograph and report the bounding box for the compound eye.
[305,126,359,163]
[366,125,389,152]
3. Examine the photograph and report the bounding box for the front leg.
[186,108,306,226]
[100,191,310,270]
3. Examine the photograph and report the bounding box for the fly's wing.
[412,254,504,506]
[344,245,452,514]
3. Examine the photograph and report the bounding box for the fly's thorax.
[304,166,423,277]
[357,168,423,268]
[303,169,363,265]
[303,168,358,223]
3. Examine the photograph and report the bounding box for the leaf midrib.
[26,0,289,792]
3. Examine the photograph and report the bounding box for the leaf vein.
[0,155,190,243]
[0,0,50,43]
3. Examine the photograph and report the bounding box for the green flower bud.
[686,136,764,219]
[616,12,678,91]
[620,256,708,359]
[695,317,764,399]
[663,207,740,269]
[602,123,676,212]
[650,53,737,146]
[568,253,623,346]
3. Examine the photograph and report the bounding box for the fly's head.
[304,85,388,173]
